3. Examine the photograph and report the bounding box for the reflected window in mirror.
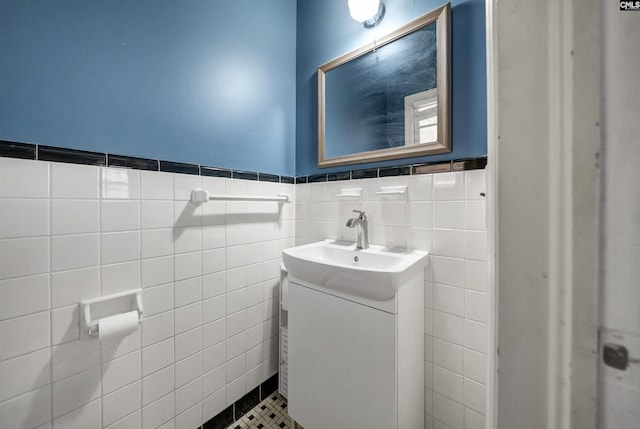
[405,87,438,146]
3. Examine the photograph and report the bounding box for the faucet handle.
[352,209,366,219]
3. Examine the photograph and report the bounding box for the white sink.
[282,240,429,301]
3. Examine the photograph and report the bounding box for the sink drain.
[354,256,359,262]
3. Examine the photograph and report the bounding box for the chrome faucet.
[346,210,369,250]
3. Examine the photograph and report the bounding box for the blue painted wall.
[295,0,486,175]
[0,0,297,176]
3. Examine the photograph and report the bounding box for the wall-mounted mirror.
[318,3,450,168]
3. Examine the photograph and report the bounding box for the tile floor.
[226,392,300,429]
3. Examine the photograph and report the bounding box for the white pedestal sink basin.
[282,239,429,301]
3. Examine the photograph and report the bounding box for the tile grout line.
[47,161,54,427]
[198,171,205,429]
[98,164,105,429]
[171,171,178,428]
[137,173,144,429]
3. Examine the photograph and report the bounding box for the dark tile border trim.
[234,386,260,419]
[0,140,486,183]
[327,171,351,182]
[351,168,378,180]
[108,154,158,171]
[38,145,106,166]
[258,172,280,183]
[413,162,452,174]
[379,166,411,177]
[203,373,279,429]
[159,160,200,175]
[233,170,258,181]
[452,157,488,171]
[203,403,233,429]
[298,157,488,182]
[201,166,232,178]
[308,173,328,183]
[0,140,296,183]
[0,140,36,160]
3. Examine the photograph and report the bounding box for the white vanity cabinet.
[287,272,424,429]
[279,264,289,398]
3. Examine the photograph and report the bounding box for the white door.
[599,4,640,427]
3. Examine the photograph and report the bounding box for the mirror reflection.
[325,22,437,157]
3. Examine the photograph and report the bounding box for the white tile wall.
[52,398,101,429]
[0,236,50,279]
[0,199,50,239]
[0,348,50,403]
[102,380,141,426]
[0,274,50,321]
[0,386,52,429]
[0,157,291,429]
[295,168,489,429]
[0,158,49,198]
[142,392,173,429]
[0,156,487,429]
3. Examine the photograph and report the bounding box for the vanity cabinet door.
[288,281,397,429]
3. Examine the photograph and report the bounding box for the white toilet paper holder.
[81,289,144,338]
